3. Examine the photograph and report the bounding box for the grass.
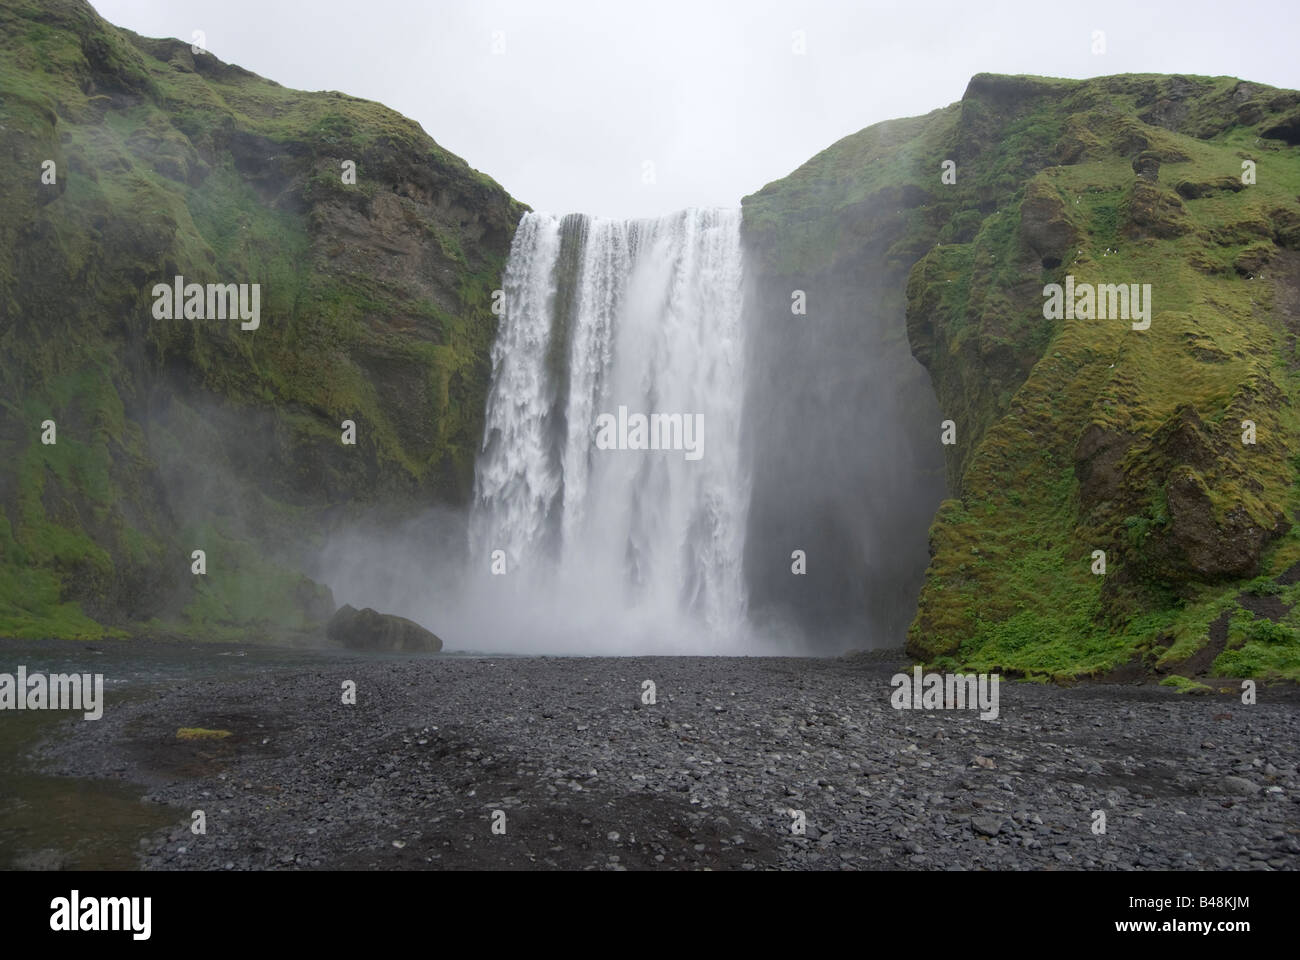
[1160,675,1212,694]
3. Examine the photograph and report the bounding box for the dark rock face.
[1018,181,1078,269]
[741,167,946,650]
[1174,177,1246,200]
[1261,109,1300,146]
[1073,423,1133,512]
[326,604,442,653]
[1111,405,1287,590]
[1162,472,1275,580]
[1124,180,1191,238]
[1132,151,1161,183]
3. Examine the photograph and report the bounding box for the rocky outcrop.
[326,604,442,653]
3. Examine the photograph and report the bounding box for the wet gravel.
[35,651,1300,870]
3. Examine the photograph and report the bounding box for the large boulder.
[326,604,443,653]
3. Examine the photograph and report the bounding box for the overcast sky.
[94,0,1299,219]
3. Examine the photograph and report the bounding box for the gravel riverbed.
[35,650,1300,870]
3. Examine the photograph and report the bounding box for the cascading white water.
[467,208,752,653]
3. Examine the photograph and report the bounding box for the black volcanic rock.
[326,604,442,653]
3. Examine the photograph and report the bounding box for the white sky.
[93,0,1299,219]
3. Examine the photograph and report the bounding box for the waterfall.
[467,208,752,653]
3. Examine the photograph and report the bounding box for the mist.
[314,203,947,656]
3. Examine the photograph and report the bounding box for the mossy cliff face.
[0,0,524,640]
[746,73,1300,680]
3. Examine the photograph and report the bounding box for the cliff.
[0,0,524,640]
[745,73,1300,680]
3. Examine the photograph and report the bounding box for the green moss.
[749,71,1300,681]
[1160,675,1212,694]
[176,727,231,740]
[0,0,523,640]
